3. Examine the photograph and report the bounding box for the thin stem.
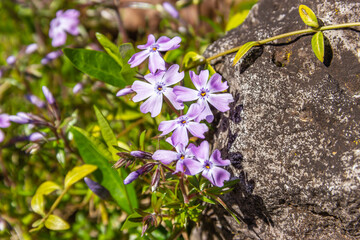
[204,22,360,63]
[41,187,70,223]
[113,0,129,43]
[179,175,189,204]
[164,96,181,117]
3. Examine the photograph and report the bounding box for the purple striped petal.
[173,86,198,102]
[186,103,204,120]
[159,120,177,136]
[171,126,188,146]
[211,167,231,187]
[149,52,166,74]
[183,159,203,175]
[192,140,209,162]
[194,100,213,123]
[152,150,178,164]
[164,88,184,110]
[202,169,216,185]
[128,50,150,68]
[163,64,184,86]
[62,9,80,18]
[208,93,234,112]
[144,71,164,85]
[187,122,208,139]
[190,70,208,90]
[207,73,228,93]
[210,149,230,166]
[131,81,153,102]
[140,94,163,117]
[138,34,156,49]
[157,36,181,51]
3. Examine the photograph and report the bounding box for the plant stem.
[40,187,70,224]
[179,175,189,204]
[205,22,360,63]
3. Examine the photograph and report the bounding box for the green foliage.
[44,215,70,231]
[311,31,325,62]
[233,41,259,66]
[299,5,319,28]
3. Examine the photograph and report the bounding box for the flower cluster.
[118,34,234,187]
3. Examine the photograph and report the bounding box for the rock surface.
[200,0,360,239]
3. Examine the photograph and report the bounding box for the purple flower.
[153,142,195,174]
[6,56,16,65]
[41,50,63,64]
[49,9,80,47]
[174,70,234,123]
[124,163,155,185]
[132,64,184,117]
[29,132,46,142]
[158,103,208,146]
[72,83,83,94]
[162,2,179,18]
[184,141,230,187]
[116,86,134,97]
[0,114,10,143]
[128,34,181,74]
[42,86,55,105]
[26,94,46,108]
[25,43,38,54]
[9,112,32,124]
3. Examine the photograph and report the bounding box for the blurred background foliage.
[0,0,257,239]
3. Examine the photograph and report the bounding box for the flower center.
[180,155,185,160]
[157,86,163,91]
[203,160,212,170]
[152,47,157,51]
[199,88,209,99]
[201,91,206,97]
[155,83,165,94]
[181,120,186,124]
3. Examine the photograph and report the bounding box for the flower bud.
[116,87,134,97]
[29,132,46,142]
[6,56,16,65]
[42,86,55,105]
[123,171,140,185]
[9,112,32,124]
[25,43,38,54]
[162,2,179,19]
[84,177,111,200]
[72,83,83,94]
[26,94,45,108]
[130,151,153,159]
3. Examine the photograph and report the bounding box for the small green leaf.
[311,31,324,62]
[299,5,319,28]
[201,196,216,204]
[63,48,126,88]
[139,130,146,151]
[96,32,123,66]
[29,223,44,233]
[182,51,205,69]
[233,41,258,66]
[36,181,61,196]
[44,215,70,231]
[225,10,250,32]
[31,193,45,216]
[64,164,98,189]
[119,43,137,81]
[121,212,143,230]
[32,219,43,228]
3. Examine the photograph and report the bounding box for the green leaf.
[94,105,118,160]
[96,32,123,66]
[71,127,138,214]
[44,215,70,231]
[232,41,258,66]
[121,212,143,230]
[64,164,98,189]
[182,51,205,69]
[201,196,216,204]
[299,5,319,28]
[311,31,324,62]
[32,219,43,228]
[63,48,126,88]
[31,193,45,216]
[206,64,216,76]
[139,130,146,151]
[225,10,250,32]
[119,43,137,81]
[36,181,61,195]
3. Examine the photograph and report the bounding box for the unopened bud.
[151,166,160,192]
[84,177,111,200]
[130,151,153,159]
[116,87,134,97]
[123,171,140,185]
[42,86,55,105]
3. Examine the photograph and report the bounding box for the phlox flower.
[184,141,230,187]
[128,34,181,73]
[174,70,234,123]
[0,114,10,143]
[152,141,195,174]
[49,9,80,47]
[158,103,208,146]
[131,64,184,117]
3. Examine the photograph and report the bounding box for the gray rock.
[199,0,360,239]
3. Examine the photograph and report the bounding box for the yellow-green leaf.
[29,223,44,233]
[225,10,250,32]
[311,31,324,62]
[36,181,61,196]
[233,41,258,66]
[182,51,205,69]
[44,215,70,231]
[206,64,216,76]
[32,219,43,228]
[31,193,45,216]
[64,164,98,189]
[299,5,319,28]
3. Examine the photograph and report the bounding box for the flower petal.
[211,167,231,187]
[190,70,208,90]
[152,150,179,164]
[0,129,4,143]
[116,87,134,97]
[202,169,216,185]
[144,71,165,85]
[183,159,203,175]
[138,34,156,50]
[173,86,198,102]
[164,88,184,110]
[128,50,150,68]
[207,93,234,112]
[131,81,154,102]
[0,114,11,128]
[159,120,178,136]
[149,52,166,74]
[140,94,163,117]
[163,64,184,86]
[210,149,230,166]
[187,122,208,139]
[157,36,181,51]
[171,126,188,146]
[192,140,209,162]
[186,103,204,120]
[51,32,67,47]
[194,100,213,123]
[207,73,228,93]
